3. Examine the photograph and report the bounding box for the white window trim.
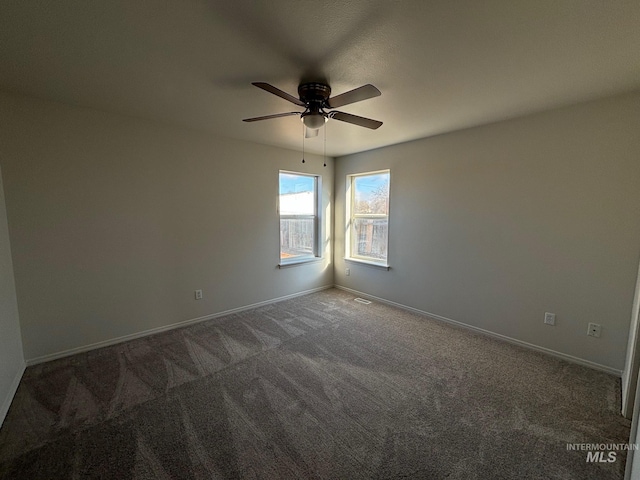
[344,257,391,270]
[278,258,323,268]
[278,171,322,267]
[345,169,390,268]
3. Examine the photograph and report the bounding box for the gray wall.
[335,92,640,372]
[0,165,24,424]
[0,92,334,361]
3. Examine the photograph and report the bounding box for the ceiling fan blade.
[252,82,305,107]
[330,111,383,129]
[243,112,300,122]
[326,84,381,108]
[305,127,319,138]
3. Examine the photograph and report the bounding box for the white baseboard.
[24,283,622,377]
[26,285,334,366]
[335,285,623,377]
[1,362,26,427]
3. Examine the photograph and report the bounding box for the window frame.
[345,169,391,268]
[278,171,322,267]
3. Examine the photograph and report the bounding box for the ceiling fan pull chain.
[301,122,305,163]
[323,123,327,167]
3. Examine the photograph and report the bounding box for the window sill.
[278,258,323,268]
[344,258,390,270]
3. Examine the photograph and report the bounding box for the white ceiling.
[0,0,639,157]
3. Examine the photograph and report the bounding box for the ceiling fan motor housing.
[298,83,331,106]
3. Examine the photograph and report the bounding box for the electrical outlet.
[587,323,601,338]
[544,312,556,326]
[345,268,350,276]
[195,289,203,300]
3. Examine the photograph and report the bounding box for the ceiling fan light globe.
[302,113,327,129]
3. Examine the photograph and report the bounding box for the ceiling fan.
[243,82,383,137]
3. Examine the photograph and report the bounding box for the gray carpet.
[0,288,630,479]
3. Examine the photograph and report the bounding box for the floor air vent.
[354,298,371,305]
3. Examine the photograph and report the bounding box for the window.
[346,170,390,266]
[278,171,320,264]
